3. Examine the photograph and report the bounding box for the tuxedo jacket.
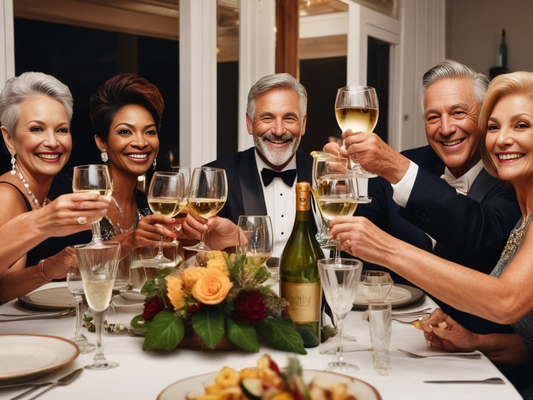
[358,145,521,334]
[205,147,317,233]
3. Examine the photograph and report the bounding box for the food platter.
[158,369,382,400]
[0,335,79,385]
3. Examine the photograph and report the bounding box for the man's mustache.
[260,133,294,142]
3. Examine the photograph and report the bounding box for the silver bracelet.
[39,259,53,281]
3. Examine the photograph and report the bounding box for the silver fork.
[424,377,505,384]
[397,349,481,359]
[0,309,75,322]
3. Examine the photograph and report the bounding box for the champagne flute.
[318,258,363,371]
[66,266,95,354]
[315,158,358,262]
[147,172,186,262]
[72,165,113,245]
[75,241,121,370]
[335,86,379,179]
[183,167,228,252]
[237,215,274,274]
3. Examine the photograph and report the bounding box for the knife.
[423,377,505,385]
[10,368,83,400]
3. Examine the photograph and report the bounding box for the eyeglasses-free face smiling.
[247,88,306,171]
[2,95,71,179]
[96,104,159,178]
[424,78,482,178]
[485,93,533,187]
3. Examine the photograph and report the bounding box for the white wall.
[446,0,533,76]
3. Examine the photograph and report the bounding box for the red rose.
[234,291,267,325]
[189,302,201,313]
[142,296,164,321]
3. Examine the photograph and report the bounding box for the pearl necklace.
[499,211,533,263]
[13,167,47,210]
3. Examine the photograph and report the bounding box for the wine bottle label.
[280,281,321,323]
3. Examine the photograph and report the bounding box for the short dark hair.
[89,73,164,142]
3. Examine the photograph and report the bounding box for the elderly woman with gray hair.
[0,72,110,303]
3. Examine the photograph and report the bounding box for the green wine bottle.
[280,182,324,347]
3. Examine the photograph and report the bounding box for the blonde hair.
[479,71,533,178]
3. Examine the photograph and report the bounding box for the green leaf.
[156,267,178,279]
[130,314,149,335]
[225,318,259,353]
[192,306,225,350]
[143,311,184,351]
[256,317,307,355]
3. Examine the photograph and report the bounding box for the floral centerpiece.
[131,251,307,354]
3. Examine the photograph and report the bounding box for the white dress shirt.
[391,159,484,249]
[254,150,297,257]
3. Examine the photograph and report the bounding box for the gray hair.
[422,60,489,108]
[0,72,74,138]
[246,73,307,122]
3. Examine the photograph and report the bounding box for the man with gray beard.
[205,73,315,257]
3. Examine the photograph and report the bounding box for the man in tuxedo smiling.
[204,73,316,257]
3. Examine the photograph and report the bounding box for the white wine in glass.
[72,165,113,245]
[184,167,228,252]
[335,86,379,179]
[237,215,274,273]
[75,241,121,370]
[147,172,186,262]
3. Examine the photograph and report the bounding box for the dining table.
[0,281,522,400]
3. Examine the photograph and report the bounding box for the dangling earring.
[10,153,16,175]
[152,158,157,170]
[101,151,109,163]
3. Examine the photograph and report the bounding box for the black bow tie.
[261,168,297,187]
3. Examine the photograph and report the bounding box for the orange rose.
[166,275,186,310]
[183,266,207,289]
[192,268,233,305]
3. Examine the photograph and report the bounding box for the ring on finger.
[78,216,87,225]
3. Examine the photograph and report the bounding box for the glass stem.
[334,246,341,264]
[91,222,102,242]
[74,297,83,338]
[157,241,164,257]
[198,231,207,249]
[337,316,345,364]
[92,310,107,366]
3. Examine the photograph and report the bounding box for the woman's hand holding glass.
[147,172,187,261]
[72,165,113,245]
[183,167,228,252]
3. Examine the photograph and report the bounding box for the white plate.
[0,335,79,385]
[18,287,76,311]
[157,370,382,400]
[353,284,425,310]
[111,295,144,314]
[120,290,145,302]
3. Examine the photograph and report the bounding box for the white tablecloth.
[0,283,522,399]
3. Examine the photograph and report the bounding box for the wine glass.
[312,152,350,250]
[314,157,358,262]
[75,241,121,370]
[183,167,228,252]
[361,270,394,303]
[66,266,95,354]
[237,215,274,275]
[72,165,113,245]
[335,86,379,179]
[170,166,191,241]
[147,172,186,262]
[318,258,363,371]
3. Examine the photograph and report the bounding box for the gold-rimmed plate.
[0,335,79,385]
[157,369,382,400]
[18,287,76,311]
